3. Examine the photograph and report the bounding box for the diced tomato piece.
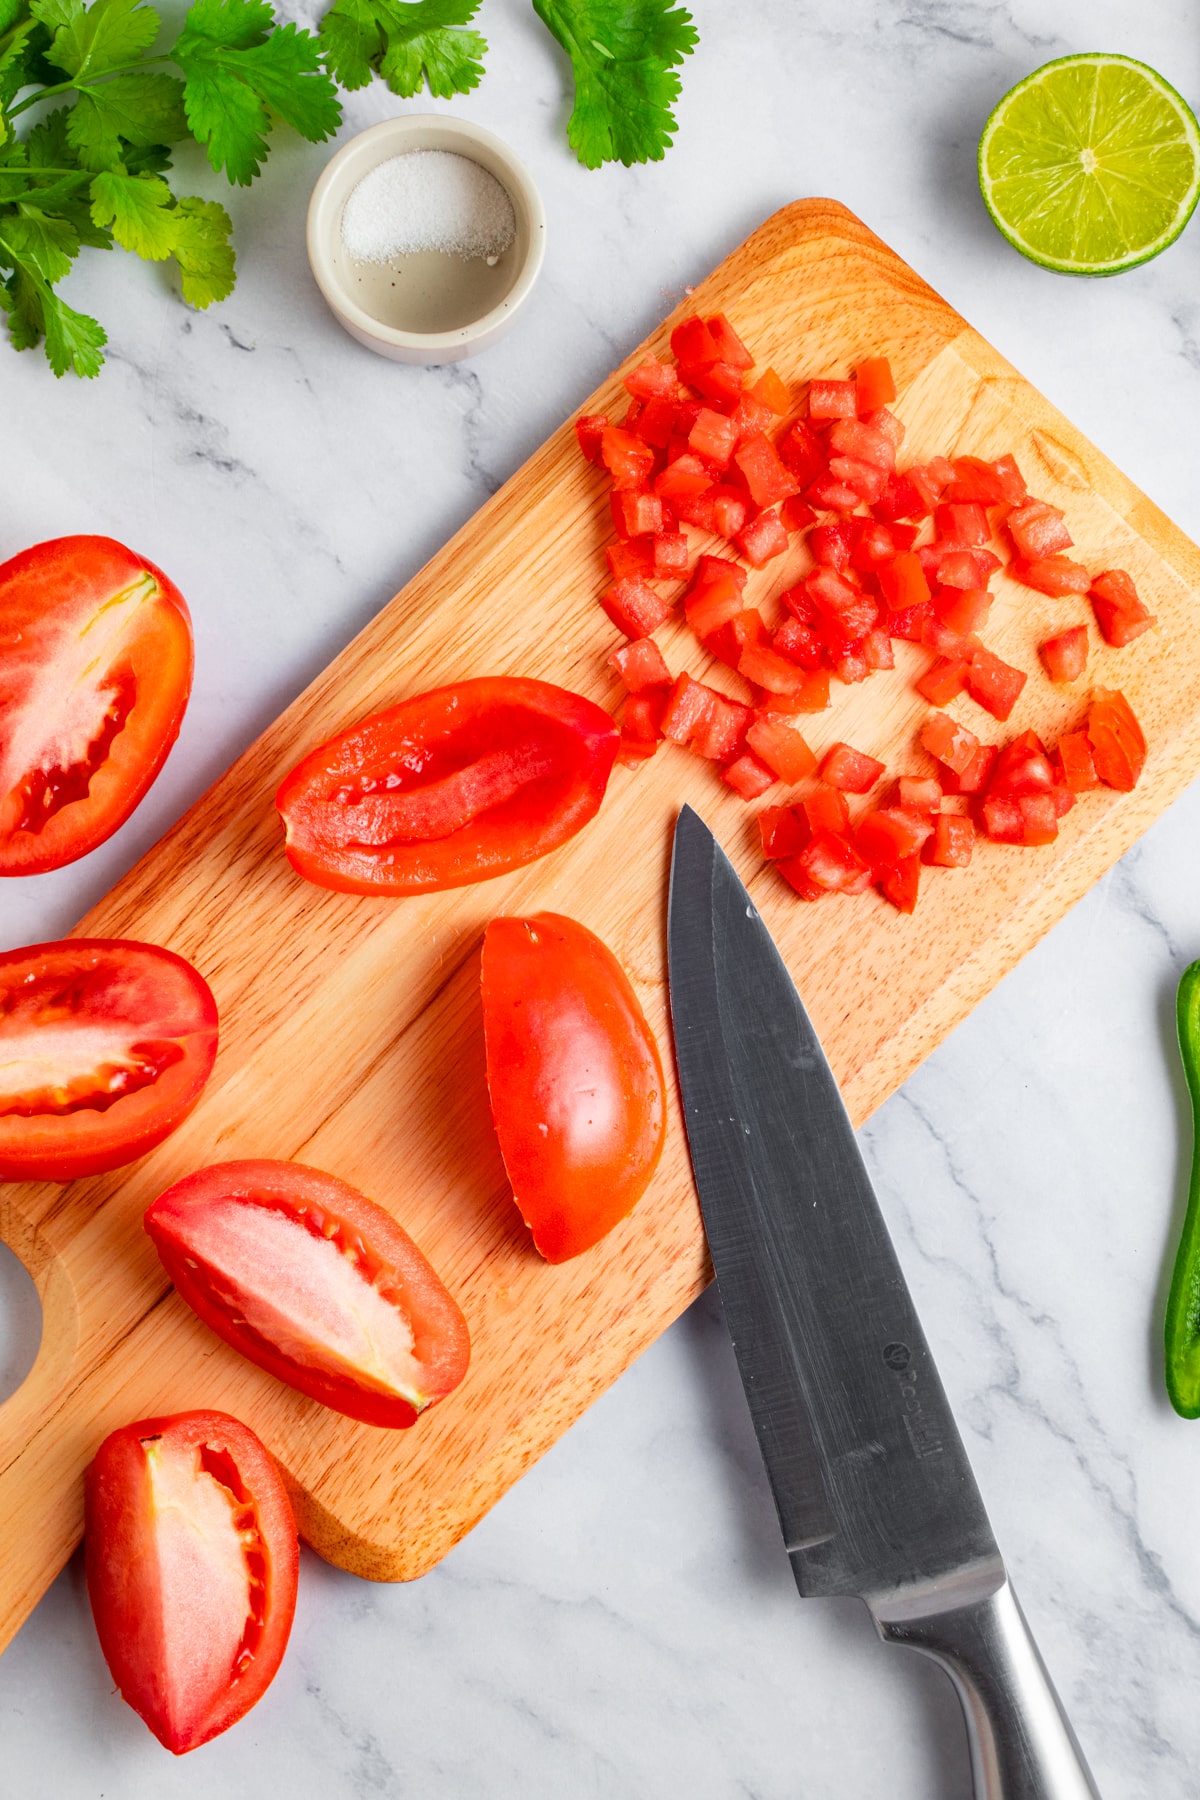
[809,379,858,420]
[777,859,827,901]
[1039,625,1088,684]
[1014,556,1091,597]
[708,609,768,671]
[828,456,887,505]
[696,695,754,764]
[965,648,1027,722]
[1090,569,1156,647]
[670,314,720,370]
[1008,500,1072,560]
[872,473,930,523]
[943,741,997,794]
[671,489,718,531]
[739,643,812,696]
[1049,783,1075,819]
[660,674,717,747]
[981,794,1023,843]
[746,368,790,414]
[834,650,869,686]
[727,394,778,444]
[924,814,975,867]
[620,691,667,743]
[880,854,921,913]
[609,639,672,693]
[606,538,655,580]
[791,828,873,893]
[733,434,799,508]
[988,731,1054,799]
[737,507,790,568]
[934,585,993,635]
[855,356,896,414]
[575,414,608,465]
[723,752,776,799]
[759,805,810,859]
[898,775,943,813]
[922,616,981,660]
[610,489,664,540]
[805,475,860,514]
[691,362,746,409]
[652,531,688,577]
[780,495,816,533]
[655,453,714,503]
[802,786,849,837]
[919,712,982,776]
[850,521,899,569]
[862,627,895,671]
[746,715,817,784]
[990,454,1028,505]
[944,454,1027,506]
[820,742,886,793]
[771,616,822,670]
[935,502,990,547]
[704,313,754,370]
[616,735,658,766]
[857,807,933,867]
[878,551,931,612]
[630,395,678,448]
[886,603,933,642]
[939,548,1002,589]
[1085,689,1146,791]
[624,354,679,401]
[1056,729,1099,792]
[683,556,746,637]
[601,427,655,490]
[1019,792,1060,846]
[601,576,674,639]
[764,669,832,713]
[916,657,971,706]
[779,419,827,486]
[908,459,955,510]
[810,519,857,571]
[711,489,750,540]
[688,407,738,469]
[806,567,878,642]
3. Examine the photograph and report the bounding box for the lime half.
[979,53,1200,275]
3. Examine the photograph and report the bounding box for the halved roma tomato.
[277,678,619,896]
[86,1409,297,1754]
[0,537,193,875]
[144,1161,470,1427]
[0,939,218,1181]
[481,914,666,1262]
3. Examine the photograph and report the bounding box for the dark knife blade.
[667,805,1001,1608]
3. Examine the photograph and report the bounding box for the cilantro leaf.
[39,273,104,371]
[67,71,187,169]
[35,0,160,81]
[170,192,233,305]
[89,166,176,254]
[174,0,341,184]
[0,227,105,373]
[532,0,696,168]
[1,203,78,278]
[319,0,486,100]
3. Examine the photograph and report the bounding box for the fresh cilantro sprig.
[319,0,486,101]
[0,0,341,376]
[532,0,696,168]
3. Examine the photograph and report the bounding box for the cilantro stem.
[6,57,173,119]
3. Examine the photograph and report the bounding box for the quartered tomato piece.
[0,939,218,1181]
[481,913,666,1262]
[0,536,193,875]
[277,678,619,896]
[145,1161,470,1427]
[86,1410,297,1754]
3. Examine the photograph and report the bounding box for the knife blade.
[667,806,1099,1800]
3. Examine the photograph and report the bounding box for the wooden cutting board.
[3,198,1199,1656]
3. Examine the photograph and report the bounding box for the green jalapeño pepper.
[1165,962,1200,1417]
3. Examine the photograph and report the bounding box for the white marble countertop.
[2,1,1200,1793]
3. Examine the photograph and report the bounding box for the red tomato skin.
[277,678,619,896]
[85,1410,298,1755]
[481,914,666,1263]
[145,1161,470,1428]
[0,536,193,875]
[0,938,218,1181]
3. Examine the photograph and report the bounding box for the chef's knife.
[667,806,1099,1800]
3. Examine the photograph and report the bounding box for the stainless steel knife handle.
[872,1579,1100,1799]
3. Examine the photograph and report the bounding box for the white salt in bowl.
[307,115,546,364]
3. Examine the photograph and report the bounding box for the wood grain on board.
[2,199,1198,1655]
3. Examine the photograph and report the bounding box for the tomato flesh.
[145,1161,470,1426]
[277,678,619,896]
[0,939,218,1181]
[481,914,666,1262]
[85,1410,297,1754]
[0,536,193,874]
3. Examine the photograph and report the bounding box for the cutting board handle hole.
[0,1242,42,1408]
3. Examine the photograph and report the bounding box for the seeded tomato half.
[86,1409,298,1755]
[145,1160,471,1427]
[0,938,218,1181]
[481,913,666,1262]
[0,536,193,875]
[276,677,619,895]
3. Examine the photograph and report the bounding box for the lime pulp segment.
[978,53,1200,275]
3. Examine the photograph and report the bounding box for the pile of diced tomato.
[577,312,1153,912]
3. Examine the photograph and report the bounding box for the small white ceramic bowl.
[306,115,546,365]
